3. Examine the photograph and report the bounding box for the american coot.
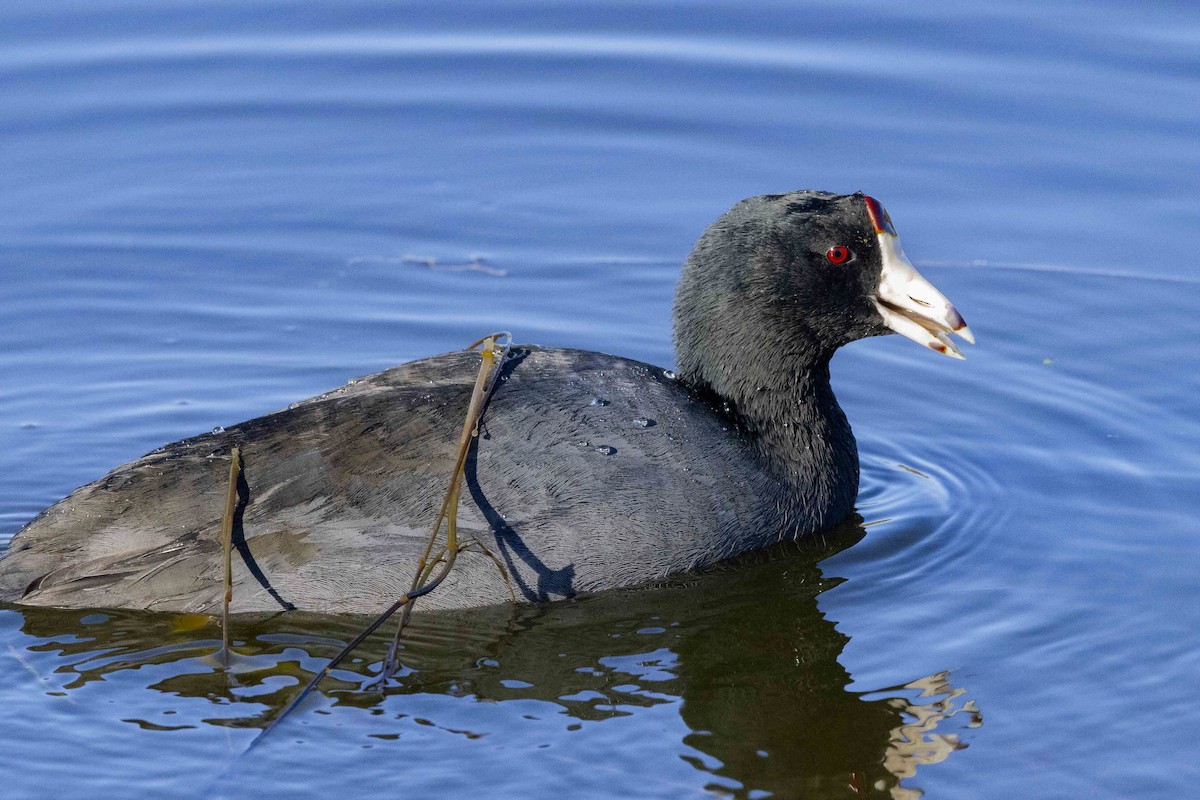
[0,191,971,614]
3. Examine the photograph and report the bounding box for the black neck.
[679,345,859,532]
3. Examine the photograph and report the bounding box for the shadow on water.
[4,517,976,799]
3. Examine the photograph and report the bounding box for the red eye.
[826,246,852,264]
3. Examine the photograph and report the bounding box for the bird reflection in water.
[6,516,978,799]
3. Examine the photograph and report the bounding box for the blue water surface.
[1,2,1198,798]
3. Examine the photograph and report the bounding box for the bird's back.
[0,347,794,614]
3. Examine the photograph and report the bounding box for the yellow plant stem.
[251,332,513,747]
[219,446,241,667]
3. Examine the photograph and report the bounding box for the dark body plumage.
[0,190,965,614]
[2,348,810,613]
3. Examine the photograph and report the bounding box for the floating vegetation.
[348,254,506,277]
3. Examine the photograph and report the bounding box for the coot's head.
[673,190,973,397]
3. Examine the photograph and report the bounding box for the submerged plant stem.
[219,446,241,667]
[249,332,513,748]
[382,332,510,670]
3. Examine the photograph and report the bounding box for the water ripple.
[0,33,980,75]
[921,258,1200,286]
